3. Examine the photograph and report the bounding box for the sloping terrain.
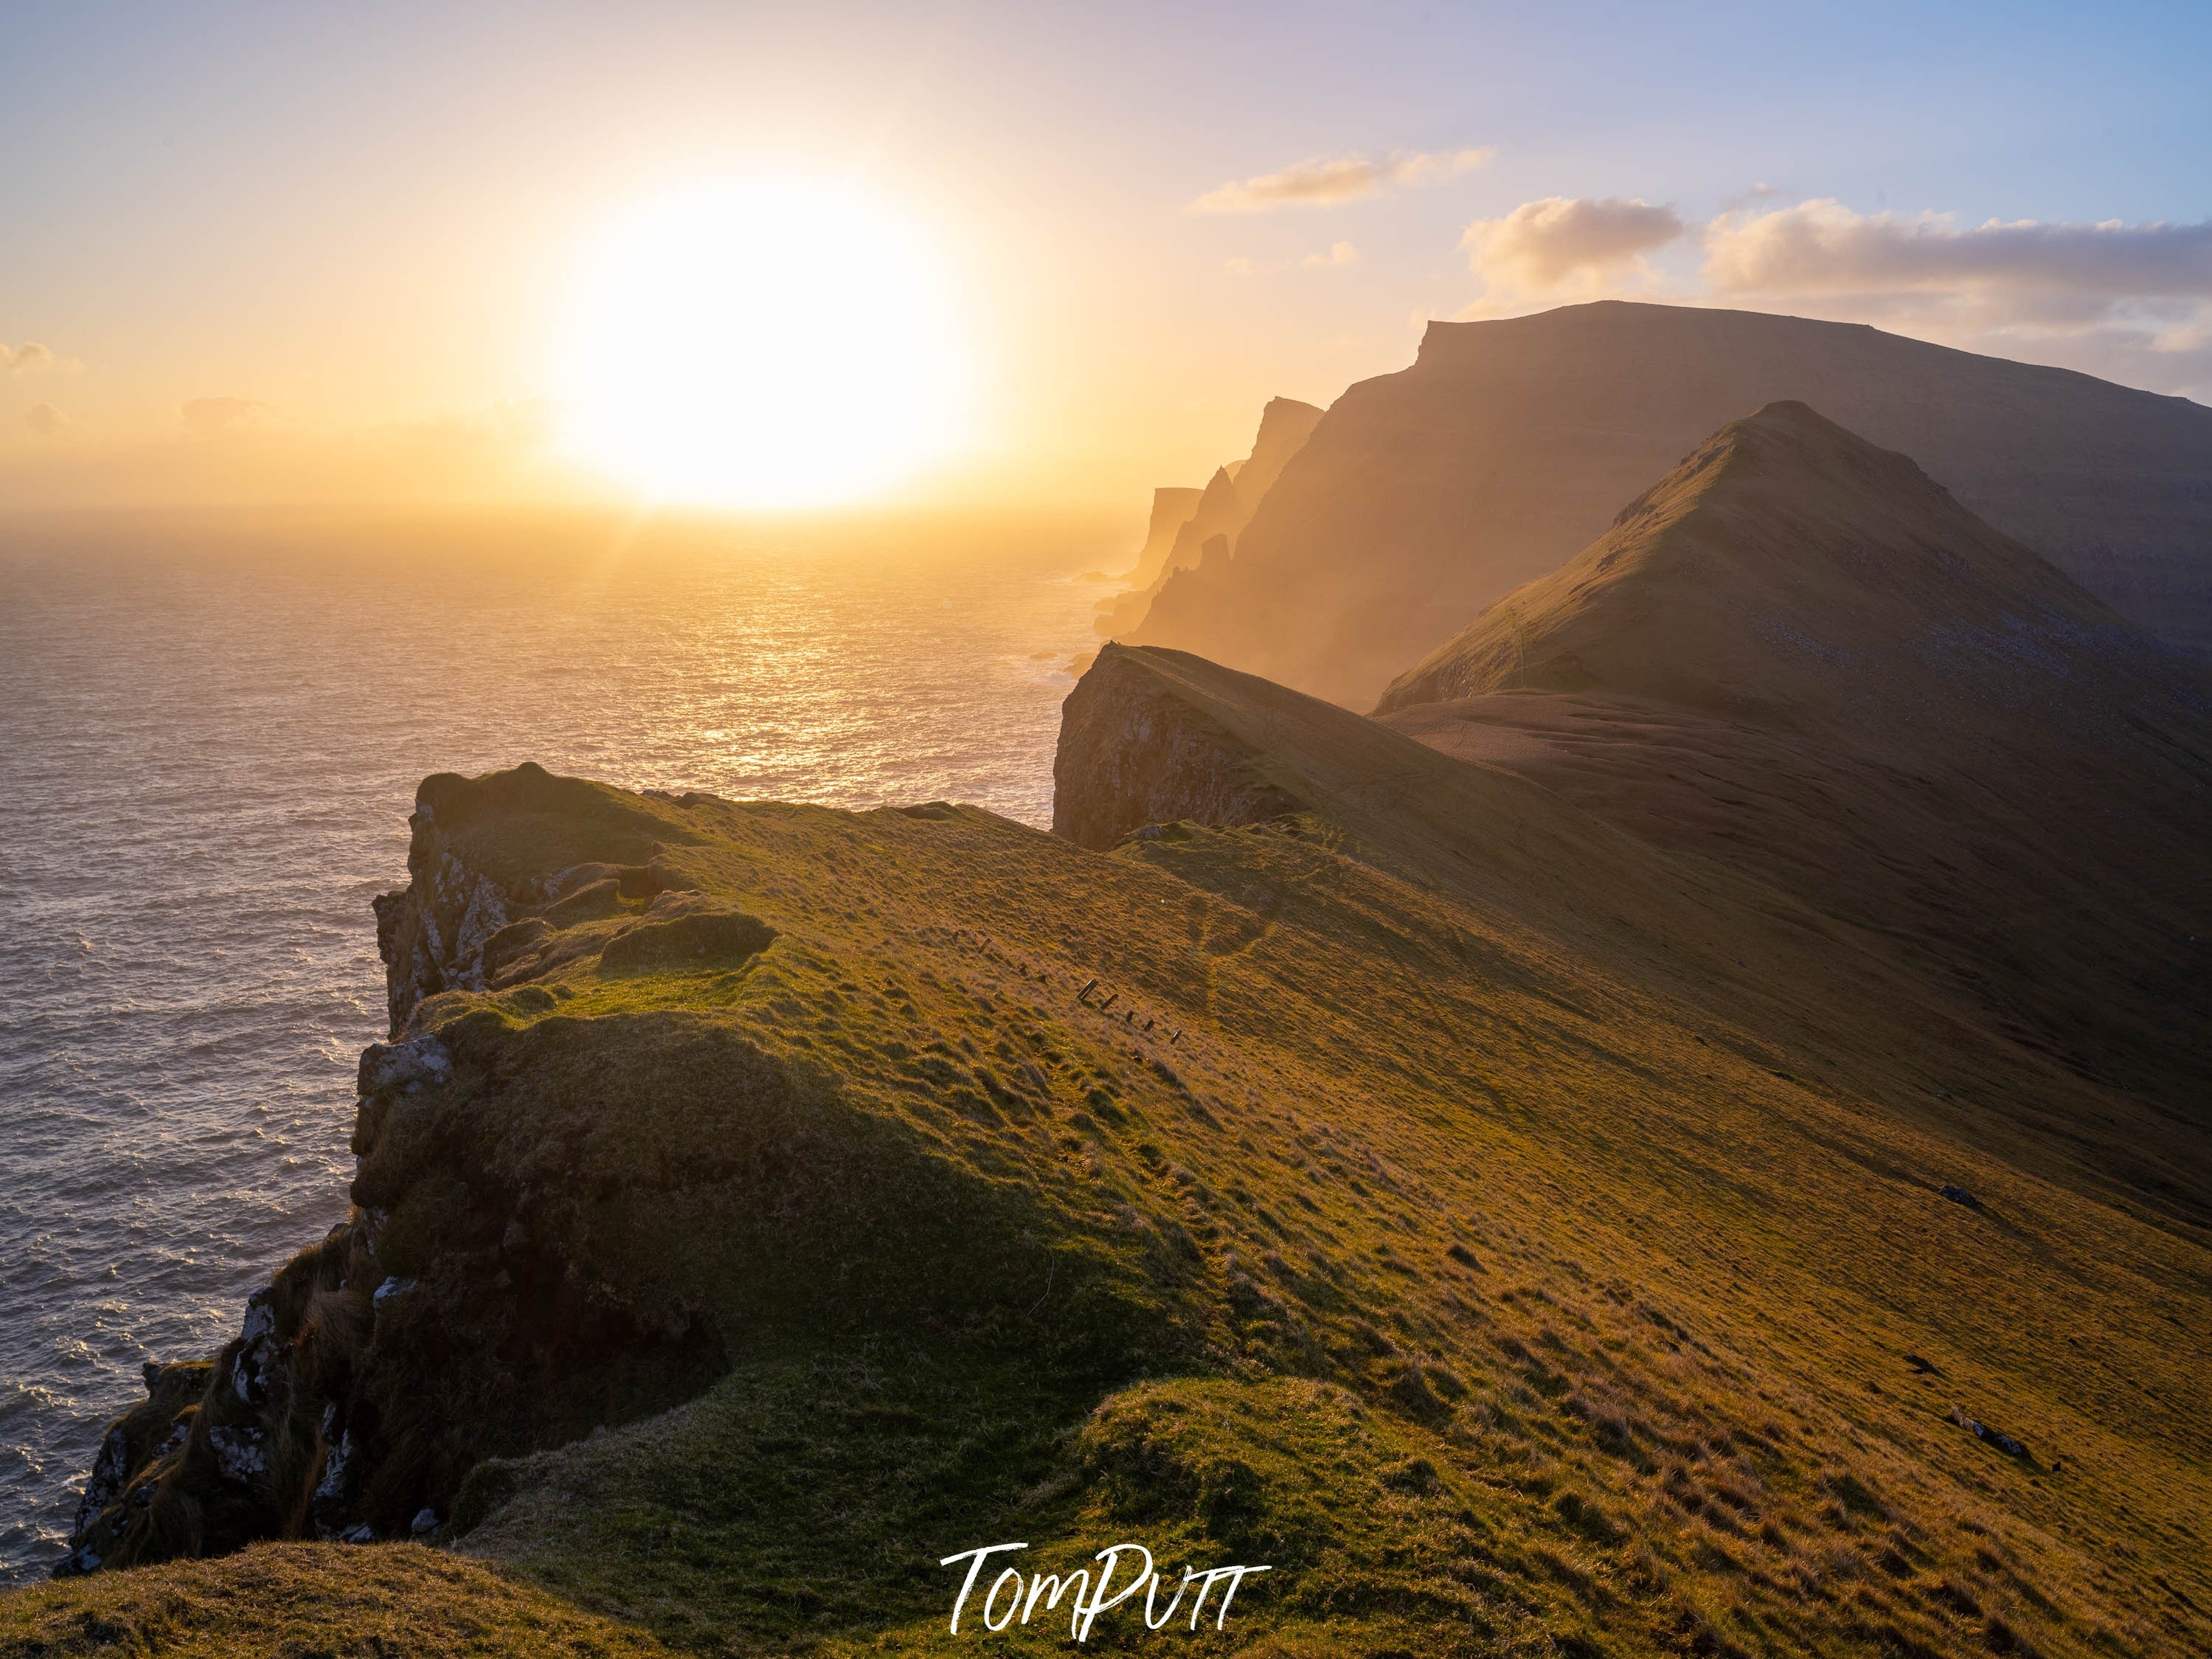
[1380,401,2212,1146]
[19,634,2211,1657]
[1128,301,2212,705]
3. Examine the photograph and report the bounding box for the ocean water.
[0,516,1117,1584]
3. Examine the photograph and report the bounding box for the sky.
[2,0,2208,512]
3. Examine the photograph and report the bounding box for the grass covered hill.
[15,401,2211,1659]
[18,665,2209,1653]
[1379,401,2212,1143]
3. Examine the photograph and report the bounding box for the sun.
[558,180,970,508]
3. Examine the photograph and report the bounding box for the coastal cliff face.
[59,766,1209,1581]
[1053,643,1300,848]
[1095,396,1324,641]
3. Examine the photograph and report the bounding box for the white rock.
[208,1426,266,1483]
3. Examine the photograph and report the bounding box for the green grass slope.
[1378,402,2212,1140]
[15,704,2208,1655]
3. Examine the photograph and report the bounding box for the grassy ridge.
[12,747,2208,1655]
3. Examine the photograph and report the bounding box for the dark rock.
[1949,1405,2030,1459]
[358,1035,453,1096]
[1053,646,1303,850]
[1940,1184,1982,1209]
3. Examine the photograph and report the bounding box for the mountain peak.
[1138,302,2212,707]
[1379,401,2132,723]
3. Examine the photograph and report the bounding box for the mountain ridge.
[1128,300,2212,706]
[1379,399,2212,1132]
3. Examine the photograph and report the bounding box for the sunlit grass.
[18,761,2208,1657]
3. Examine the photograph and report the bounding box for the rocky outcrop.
[60,1002,740,1576]
[371,762,714,1035]
[60,769,774,1575]
[60,763,1190,1581]
[1052,644,1301,849]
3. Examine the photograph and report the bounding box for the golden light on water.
[558,180,971,508]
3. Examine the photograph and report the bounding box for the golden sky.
[4,2,2208,516]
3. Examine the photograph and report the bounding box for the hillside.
[18,636,2211,1655]
[1380,401,2212,1135]
[1126,301,2212,706]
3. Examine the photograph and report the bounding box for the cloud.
[4,342,56,373]
[1446,194,2212,393]
[1191,146,1493,213]
[24,402,68,435]
[1462,196,1686,295]
[1702,199,2212,324]
[1224,242,1364,277]
[181,396,285,440]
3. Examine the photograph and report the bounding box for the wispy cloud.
[24,402,68,434]
[1191,146,1493,214]
[4,342,57,373]
[1225,241,1364,277]
[181,397,286,440]
[1462,196,1685,296]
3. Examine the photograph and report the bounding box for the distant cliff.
[1095,396,1323,640]
[1128,300,2212,706]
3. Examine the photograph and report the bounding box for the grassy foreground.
[10,726,2208,1655]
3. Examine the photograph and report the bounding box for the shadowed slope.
[1381,401,2212,1139]
[1129,301,2212,705]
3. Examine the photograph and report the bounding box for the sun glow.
[558,180,970,508]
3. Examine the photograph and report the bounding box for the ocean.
[0,513,1117,1583]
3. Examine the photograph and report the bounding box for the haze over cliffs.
[1124,301,2212,707]
[1095,395,1323,639]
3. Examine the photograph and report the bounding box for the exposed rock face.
[1127,486,1204,588]
[60,767,769,1574]
[371,762,713,1036]
[1096,398,1324,640]
[1231,396,1327,516]
[1053,644,1301,848]
[60,1011,736,1576]
[1128,300,2212,706]
[371,814,511,1033]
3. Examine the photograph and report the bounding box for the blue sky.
[2,1,2207,505]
